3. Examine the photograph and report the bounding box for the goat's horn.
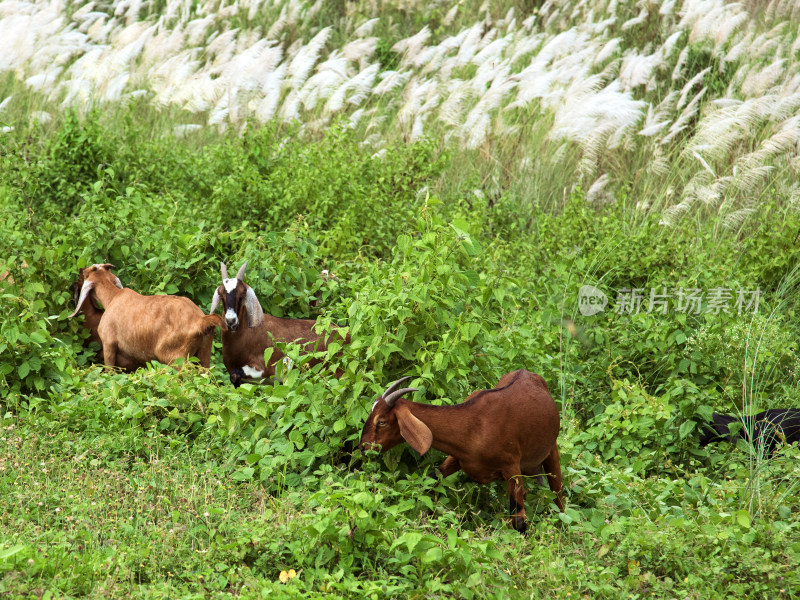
[220,262,229,281]
[384,387,418,407]
[68,279,94,318]
[236,261,249,281]
[383,376,412,397]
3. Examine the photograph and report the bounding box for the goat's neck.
[92,279,123,307]
[404,400,468,458]
[82,300,103,318]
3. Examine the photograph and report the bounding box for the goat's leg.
[229,368,244,388]
[159,341,199,370]
[424,456,461,515]
[194,334,213,369]
[503,470,527,533]
[535,464,547,488]
[430,456,461,489]
[541,444,565,512]
[103,340,118,369]
[438,456,461,479]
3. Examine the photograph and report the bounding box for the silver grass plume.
[439,80,471,128]
[254,63,287,123]
[342,38,377,69]
[392,26,431,69]
[287,27,331,90]
[740,59,786,97]
[676,67,709,111]
[373,70,411,96]
[454,23,484,67]
[639,91,678,137]
[722,207,755,230]
[354,18,379,37]
[586,173,613,203]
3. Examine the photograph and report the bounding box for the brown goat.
[360,370,564,533]
[210,261,348,387]
[69,264,225,369]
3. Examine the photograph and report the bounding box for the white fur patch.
[282,357,294,370]
[223,278,238,292]
[225,308,237,321]
[242,366,264,378]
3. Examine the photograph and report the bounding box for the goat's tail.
[198,313,227,335]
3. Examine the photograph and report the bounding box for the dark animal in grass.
[209,261,349,387]
[70,263,225,369]
[360,370,565,534]
[699,409,800,453]
[72,267,107,362]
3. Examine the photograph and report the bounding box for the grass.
[1,397,799,598]
[0,414,278,597]
[2,1,800,595]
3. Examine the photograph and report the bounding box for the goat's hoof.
[230,368,245,388]
[512,517,528,534]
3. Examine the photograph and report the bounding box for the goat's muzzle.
[225,310,239,332]
[360,441,381,453]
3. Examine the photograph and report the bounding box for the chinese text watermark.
[578,286,761,316]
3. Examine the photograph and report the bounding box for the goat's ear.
[210,289,221,314]
[395,405,433,456]
[243,286,264,328]
[100,263,116,270]
[69,279,94,318]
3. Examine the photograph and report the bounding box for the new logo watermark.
[577,286,761,315]
[578,285,608,316]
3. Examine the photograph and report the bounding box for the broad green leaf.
[0,544,27,561]
[736,510,751,529]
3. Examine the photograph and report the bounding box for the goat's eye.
[377,420,387,427]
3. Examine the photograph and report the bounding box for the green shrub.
[574,377,708,475]
[685,313,800,407]
[38,111,116,215]
[208,122,448,258]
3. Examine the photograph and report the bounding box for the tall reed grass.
[2,0,799,221]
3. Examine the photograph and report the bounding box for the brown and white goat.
[210,261,348,387]
[69,264,225,369]
[360,370,565,533]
